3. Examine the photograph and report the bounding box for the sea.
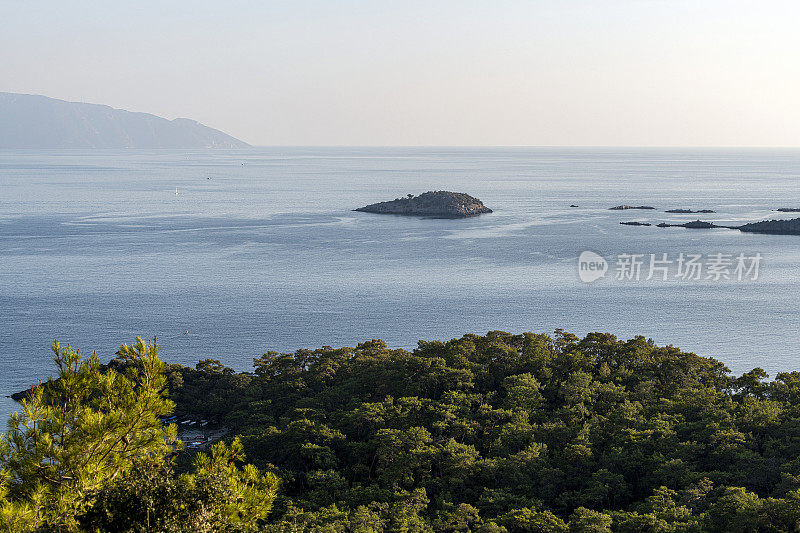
[2,147,800,420]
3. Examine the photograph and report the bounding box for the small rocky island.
[609,205,656,210]
[620,221,651,226]
[776,208,800,213]
[656,220,720,229]
[355,191,492,218]
[665,209,716,214]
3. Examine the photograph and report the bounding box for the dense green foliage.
[0,339,278,532]
[79,437,278,532]
[167,331,800,532]
[7,330,800,531]
[0,339,177,530]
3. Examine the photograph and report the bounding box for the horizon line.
[246,145,800,149]
[3,145,800,150]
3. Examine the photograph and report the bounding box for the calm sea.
[2,147,800,419]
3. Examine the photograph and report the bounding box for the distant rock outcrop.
[683,220,718,229]
[0,92,250,148]
[776,208,800,213]
[610,205,656,210]
[653,216,800,234]
[620,221,651,226]
[355,191,492,218]
[656,220,720,229]
[665,209,716,214]
[739,218,800,235]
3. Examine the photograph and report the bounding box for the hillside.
[128,331,800,531]
[10,330,800,530]
[0,92,250,148]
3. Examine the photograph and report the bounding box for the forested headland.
[4,330,800,532]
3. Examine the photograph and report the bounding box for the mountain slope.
[0,92,250,148]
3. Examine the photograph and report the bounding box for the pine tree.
[0,338,177,530]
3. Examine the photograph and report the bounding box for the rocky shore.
[355,191,492,218]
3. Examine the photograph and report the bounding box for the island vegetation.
[355,191,492,218]
[739,218,800,235]
[6,331,800,531]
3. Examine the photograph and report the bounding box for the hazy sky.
[2,1,799,146]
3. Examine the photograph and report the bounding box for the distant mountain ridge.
[0,92,250,148]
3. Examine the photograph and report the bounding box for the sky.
[2,0,799,146]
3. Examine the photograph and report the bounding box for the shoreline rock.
[355,191,492,218]
[610,205,656,210]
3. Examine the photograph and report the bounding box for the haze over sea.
[2,147,800,418]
